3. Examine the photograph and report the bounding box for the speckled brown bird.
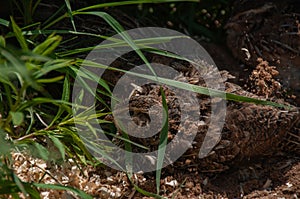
[172,62,299,172]
[111,58,300,173]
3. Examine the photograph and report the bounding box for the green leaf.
[83,60,290,109]
[22,183,41,199]
[0,47,38,90]
[57,35,183,57]
[32,0,42,14]
[0,35,6,46]
[33,142,49,161]
[133,184,165,199]
[49,75,70,127]
[49,134,66,161]
[10,111,24,126]
[0,170,40,198]
[10,17,28,51]
[33,183,93,199]
[33,59,72,78]
[32,34,62,56]
[74,11,157,79]
[64,0,77,32]
[36,75,65,83]
[0,129,13,155]
[70,64,112,97]
[0,183,20,194]
[61,74,70,102]
[0,18,10,27]
[17,97,80,112]
[12,173,28,197]
[59,127,93,161]
[76,0,199,12]
[156,87,169,194]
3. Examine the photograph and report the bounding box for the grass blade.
[82,60,290,109]
[59,127,94,161]
[0,46,36,89]
[77,0,199,12]
[10,111,24,126]
[49,75,70,127]
[74,11,158,79]
[10,17,28,51]
[156,87,169,194]
[33,183,93,199]
[0,35,6,46]
[33,34,62,56]
[17,98,82,112]
[64,0,77,32]
[33,59,72,78]
[49,134,66,161]
[12,173,28,197]
[0,18,10,27]
[36,75,65,83]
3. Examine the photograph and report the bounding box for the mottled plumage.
[113,58,299,172]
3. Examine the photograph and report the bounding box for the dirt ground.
[12,139,300,199]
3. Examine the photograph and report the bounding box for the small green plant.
[0,18,96,198]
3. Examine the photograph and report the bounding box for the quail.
[111,58,299,173]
